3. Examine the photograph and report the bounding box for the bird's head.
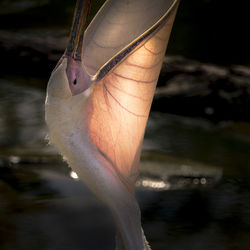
[47,0,93,100]
[46,57,92,101]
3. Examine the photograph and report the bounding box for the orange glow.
[87,17,177,186]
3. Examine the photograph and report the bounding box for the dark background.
[170,0,250,66]
[0,0,249,81]
[0,1,250,250]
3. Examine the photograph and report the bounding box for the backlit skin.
[45,0,179,249]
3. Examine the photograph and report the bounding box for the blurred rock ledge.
[0,30,249,122]
[154,56,250,122]
[0,29,67,57]
[0,29,67,78]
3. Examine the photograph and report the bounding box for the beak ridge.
[66,0,91,61]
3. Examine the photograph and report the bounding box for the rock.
[230,65,250,78]
[154,56,250,122]
[0,30,67,54]
[0,29,67,78]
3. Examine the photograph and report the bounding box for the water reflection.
[0,78,53,155]
[145,112,250,178]
[138,179,170,190]
[70,170,79,180]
